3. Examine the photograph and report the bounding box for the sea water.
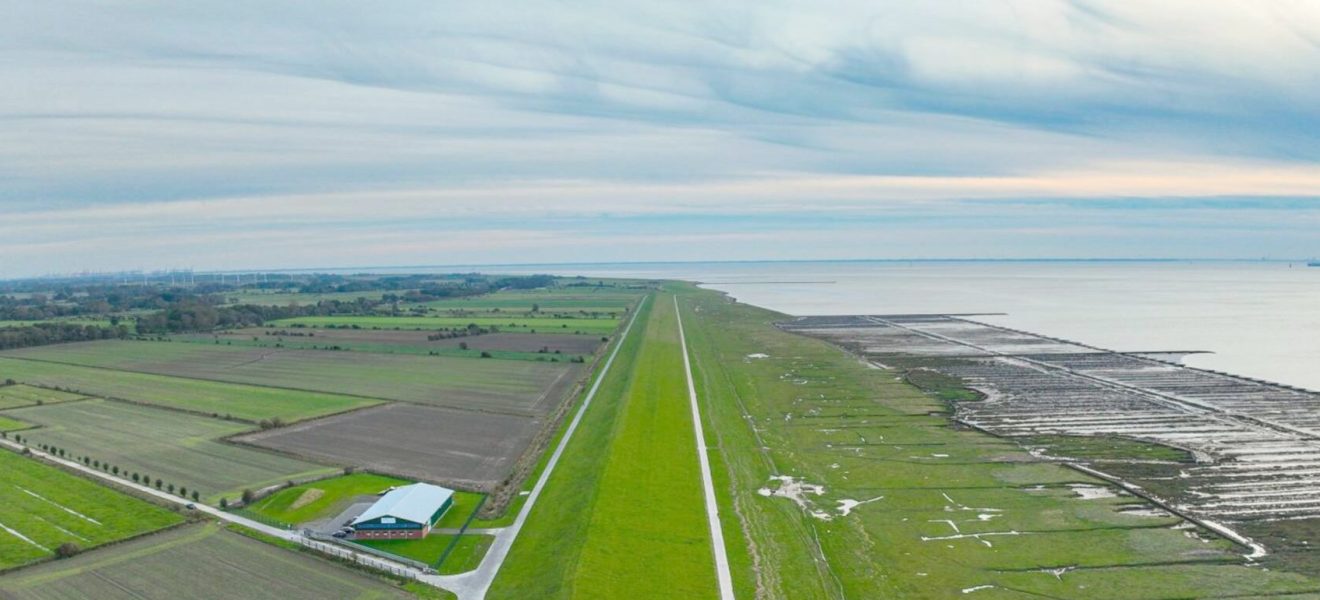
[492,261,1320,392]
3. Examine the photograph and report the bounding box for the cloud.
[2,1,1320,275]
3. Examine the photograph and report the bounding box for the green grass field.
[490,294,720,599]
[5,400,336,502]
[0,449,183,570]
[1017,434,1195,463]
[434,535,494,575]
[0,357,376,423]
[247,473,409,525]
[0,414,32,432]
[0,523,414,599]
[357,534,492,575]
[272,315,620,335]
[670,285,1320,599]
[2,341,573,414]
[0,385,87,410]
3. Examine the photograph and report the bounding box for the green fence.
[433,494,487,570]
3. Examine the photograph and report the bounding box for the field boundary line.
[674,295,736,600]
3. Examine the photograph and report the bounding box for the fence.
[305,529,435,573]
[296,535,425,579]
[227,507,293,531]
[434,493,488,570]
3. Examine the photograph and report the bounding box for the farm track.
[674,296,736,600]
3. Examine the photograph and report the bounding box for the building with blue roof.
[350,482,454,539]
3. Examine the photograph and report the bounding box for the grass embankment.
[489,294,721,599]
[0,449,183,570]
[0,357,375,423]
[672,285,1320,599]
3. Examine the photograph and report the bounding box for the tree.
[458,341,468,350]
[167,484,174,494]
[191,490,200,501]
[155,478,163,489]
[241,489,255,505]
[219,498,229,509]
[55,542,81,559]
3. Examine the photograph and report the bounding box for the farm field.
[0,449,183,570]
[670,285,1320,598]
[0,523,413,599]
[5,400,337,501]
[0,414,31,431]
[237,403,543,491]
[0,357,376,422]
[2,341,578,415]
[224,290,402,306]
[180,329,603,358]
[0,385,88,410]
[419,286,639,308]
[272,315,620,335]
[490,294,721,599]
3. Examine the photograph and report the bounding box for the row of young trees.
[6,434,202,503]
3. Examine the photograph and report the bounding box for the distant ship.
[1310,261,1320,267]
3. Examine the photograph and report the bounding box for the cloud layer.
[3,1,1320,274]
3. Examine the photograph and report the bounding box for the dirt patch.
[289,488,325,510]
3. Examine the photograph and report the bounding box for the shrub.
[55,542,81,559]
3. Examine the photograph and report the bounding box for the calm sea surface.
[480,261,1320,392]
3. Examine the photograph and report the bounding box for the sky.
[3,1,1320,276]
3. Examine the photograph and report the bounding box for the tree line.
[0,323,131,350]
